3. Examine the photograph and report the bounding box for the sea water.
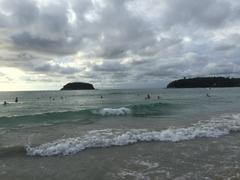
[1,88,240,179]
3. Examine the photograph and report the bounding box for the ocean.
[0,88,240,179]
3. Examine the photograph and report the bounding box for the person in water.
[15,97,18,103]
[147,94,150,99]
[145,94,151,100]
[3,101,7,105]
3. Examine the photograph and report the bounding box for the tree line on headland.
[60,77,240,90]
[167,77,240,88]
[61,82,95,90]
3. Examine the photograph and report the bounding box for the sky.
[0,0,240,90]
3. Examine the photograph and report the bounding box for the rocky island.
[167,77,240,88]
[61,82,95,90]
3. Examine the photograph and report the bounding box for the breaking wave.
[26,113,240,156]
[0,103,174,127]
[92,107,131,116]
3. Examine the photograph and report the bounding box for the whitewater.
[1,88,240,179]
[26,113,240,156]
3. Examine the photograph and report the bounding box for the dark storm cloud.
[1,0,240,88]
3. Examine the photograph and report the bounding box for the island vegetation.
[61,82,95,90]
[167,77,240,88]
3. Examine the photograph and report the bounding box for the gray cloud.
[0,0,240,89]
[91,61,128,72]
[12,32,81,55]
[163,0,232,29]
[34,63,79,75]
[0,0,39,27]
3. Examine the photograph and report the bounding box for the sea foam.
[26,113,240,156]
[92,107,131,116]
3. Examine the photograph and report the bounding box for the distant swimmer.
[100,96,103,99]
[157,96,160,99]
[206,93,211,97]
[3,101,7,105]
[145,94,151,100]
[15,97,18,103]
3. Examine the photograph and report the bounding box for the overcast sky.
[0,0,240,90]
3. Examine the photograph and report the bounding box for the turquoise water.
[1,88,240,179]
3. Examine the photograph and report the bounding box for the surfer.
[157,96,160,99]
[100,96,103,99]
[206,93,210,97]
[15,97,18,103]
[3,101,7,105]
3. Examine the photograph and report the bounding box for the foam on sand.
[26,113,240,156]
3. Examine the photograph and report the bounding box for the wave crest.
[92,107,131,116]
[26,113,240,156]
